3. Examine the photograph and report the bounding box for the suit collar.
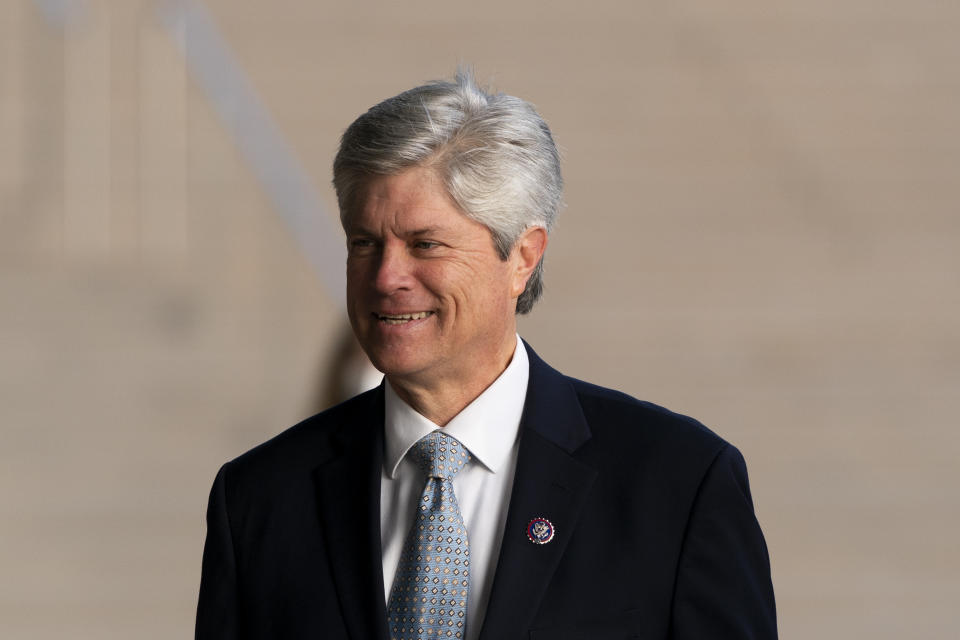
[479,341,597,639]
[313,385,390,640]
[518,339,592,452]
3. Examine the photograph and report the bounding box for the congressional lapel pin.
[526,517,555,545]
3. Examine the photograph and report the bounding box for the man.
[196,71,777,639]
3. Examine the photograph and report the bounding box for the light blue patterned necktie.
[387,432,471,640]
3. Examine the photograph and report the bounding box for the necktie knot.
[409,431,470,480]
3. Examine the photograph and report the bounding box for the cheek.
[345,273,368,320]
[460,264,514,314]
[345,257,364,279]
[345,299,362,332]
[422,256,513,311]
[346,260,371,293]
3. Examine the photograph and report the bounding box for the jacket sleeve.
[196,465,239,640]
[670,444,778,639]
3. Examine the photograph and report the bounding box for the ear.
[509,226,548,298]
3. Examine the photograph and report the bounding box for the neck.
[387,334,518,426]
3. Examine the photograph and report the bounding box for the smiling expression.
[345,167,529,394]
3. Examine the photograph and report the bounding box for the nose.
[373,243,414,294]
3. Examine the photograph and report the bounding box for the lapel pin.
[526,517,555,545]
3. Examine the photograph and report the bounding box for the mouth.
[374,311,435,325]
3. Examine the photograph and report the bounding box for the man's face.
[345,167,524,390]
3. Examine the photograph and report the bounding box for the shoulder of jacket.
[223,387,380,476]
[565,375,728,453]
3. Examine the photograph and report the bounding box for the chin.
[364,346,430,379]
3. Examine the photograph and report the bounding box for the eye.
[413,240,439,250]
[348,237,377,253]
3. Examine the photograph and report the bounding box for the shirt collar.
[383,336,529,478]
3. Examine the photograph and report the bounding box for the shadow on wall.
[314,323,382,412]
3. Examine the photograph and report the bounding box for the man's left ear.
[510,226,548,297]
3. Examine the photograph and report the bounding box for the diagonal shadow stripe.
[156,0,346,307]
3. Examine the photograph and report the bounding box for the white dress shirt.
[380,337,529,640]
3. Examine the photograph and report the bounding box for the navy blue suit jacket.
[196,344,777,639]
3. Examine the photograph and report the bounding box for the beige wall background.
[2,0,958,637]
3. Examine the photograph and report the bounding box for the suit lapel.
[313,386,390,640]
[479,344,597,639]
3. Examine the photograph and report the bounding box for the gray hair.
[333,70,563,314]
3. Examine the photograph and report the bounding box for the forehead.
[347,167,470,230]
